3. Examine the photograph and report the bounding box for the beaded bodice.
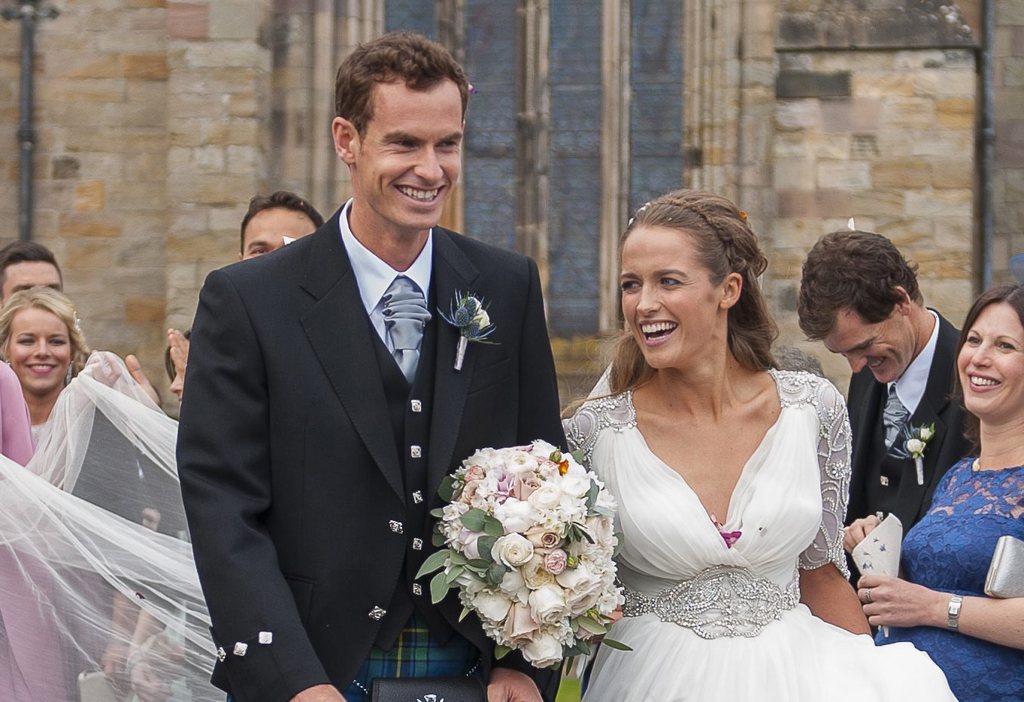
[563,370,853,628]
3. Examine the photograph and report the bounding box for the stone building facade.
[0,0,1021,406]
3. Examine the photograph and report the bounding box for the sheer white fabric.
[0,352,219,701]
[565,370,955,701]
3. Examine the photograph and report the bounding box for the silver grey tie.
[383,276,430,384]
[883,385,910,451]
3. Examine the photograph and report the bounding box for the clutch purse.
[370,676,486,702]
[984,535,1024,599]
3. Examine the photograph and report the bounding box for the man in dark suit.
[177,32,564,702]
[797,231,970,571]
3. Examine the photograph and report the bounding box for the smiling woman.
[0,287,90,429]
[564,189,956,702]
[852,284,1024,702]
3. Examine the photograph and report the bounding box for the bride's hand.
[843,515,881,553]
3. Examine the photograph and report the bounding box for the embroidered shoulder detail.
[770,368,829,408]
[562,392,636,467]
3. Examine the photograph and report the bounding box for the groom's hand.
[487,668,542,702]
[289,684,347,702]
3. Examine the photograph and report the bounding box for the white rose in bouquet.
[521,630,566,669]
[528,484,563,511]
[494,533,535,568]
[529,583,569,625]
[493,499,535,534]
[471,589,513,622]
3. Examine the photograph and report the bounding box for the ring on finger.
[864,588,873,604]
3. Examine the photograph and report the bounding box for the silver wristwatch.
[946,594,963,631]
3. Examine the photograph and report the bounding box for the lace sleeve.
[798,376,852,577]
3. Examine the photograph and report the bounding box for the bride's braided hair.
[610,189,777,393]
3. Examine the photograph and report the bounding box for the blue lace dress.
[878,457,1024,700]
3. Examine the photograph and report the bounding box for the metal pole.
[980,0,995,289]
[2,2,59,242]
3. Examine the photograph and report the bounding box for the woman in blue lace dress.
[857,283,1024,701]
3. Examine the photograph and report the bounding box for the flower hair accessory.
[903,423,935,485]
[440,291,497,371]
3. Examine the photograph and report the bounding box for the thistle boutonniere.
[440,291,497,371]
[903,423,936,486]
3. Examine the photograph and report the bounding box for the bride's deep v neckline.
[626,370,784,533]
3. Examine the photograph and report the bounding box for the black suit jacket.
[846,312,971,531]
[177,212,565,701]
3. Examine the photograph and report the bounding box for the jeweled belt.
[622,565,800,639]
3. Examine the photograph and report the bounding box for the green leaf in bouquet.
[585,480,599,512]
[444,564,466,585]
[482,515,505,538]
[460,508,488,531]
[438,475,457,503]
[429,507,445,519]
[571,449,586,466]
[494,644,512,660]
[486,562,508,587]
[466,558,492,573]
[562,640,589,658]
[429,572,451,604]
[600,638,633,651]
[575,615,607,637]
[477,534,498,561]
[459,605,472,622]
[414,549,450,580]
[565,523,595,546]
[448,551,468,566]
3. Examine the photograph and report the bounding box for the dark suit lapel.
[909,313,958,477]
[427,229,481,495]
[850,373,885,469]
[299,221,404,501]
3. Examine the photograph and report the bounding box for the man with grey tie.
[796,230,970,579]
[178,32,563,702]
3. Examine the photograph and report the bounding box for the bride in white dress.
[564,189,955,701]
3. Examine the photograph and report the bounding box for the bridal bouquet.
[417,440,626,668]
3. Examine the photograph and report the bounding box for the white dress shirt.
[889,309,940,416]
[338,200,433,351]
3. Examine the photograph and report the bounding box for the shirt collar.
[338,199,433,314]
[890,309,939,415]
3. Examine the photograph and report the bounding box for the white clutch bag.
[984,535,1024,599]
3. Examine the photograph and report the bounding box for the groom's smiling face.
[823,304,919,384]
[333,79,464,245]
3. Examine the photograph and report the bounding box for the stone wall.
[1,1,1020,407]
[994,0,1024,282]
[768,0,979,385]
[1,0,173,392]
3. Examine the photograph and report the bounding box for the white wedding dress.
[564,370,955,701]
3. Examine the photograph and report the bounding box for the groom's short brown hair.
[798,230,922,340]
[334,31,470,137]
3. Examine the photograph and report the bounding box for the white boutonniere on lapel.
[903,423,936,486]
[440,291,497,371]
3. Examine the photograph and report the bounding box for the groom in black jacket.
[177,32,564,702]
[797,231,970,578]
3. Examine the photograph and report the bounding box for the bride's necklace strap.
[621,565,799,640]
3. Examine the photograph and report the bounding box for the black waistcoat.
[368,312,457,649]
[862,405,919,530]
